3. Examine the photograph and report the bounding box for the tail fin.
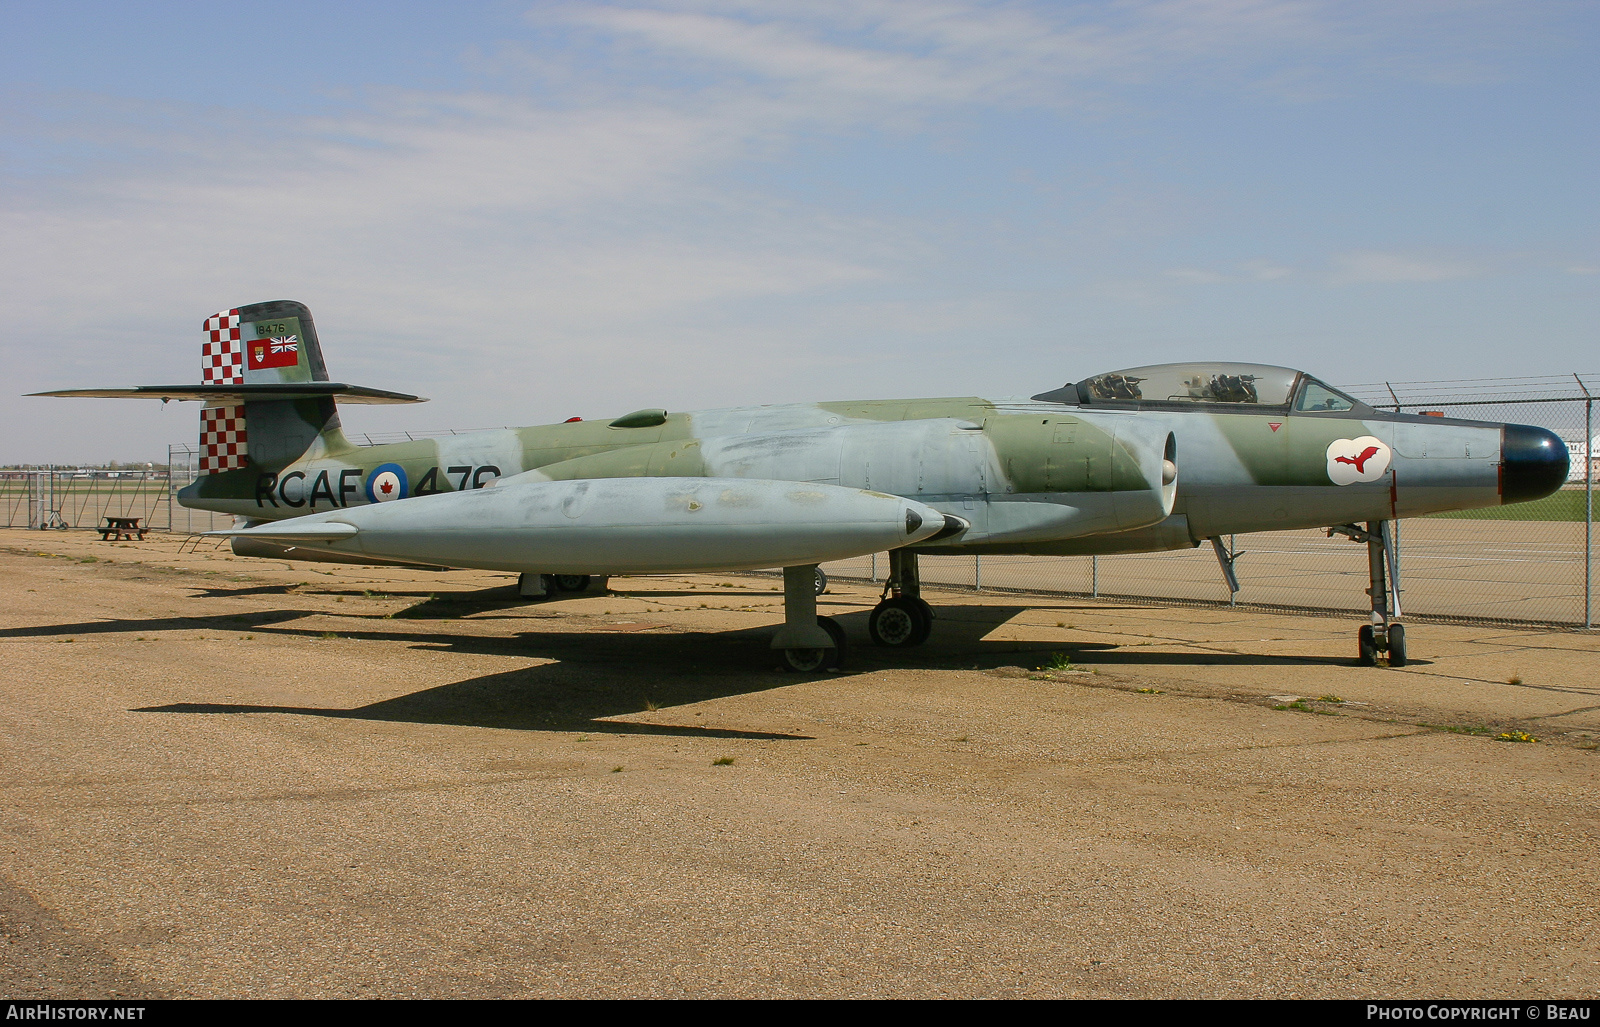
[199,301,345,475]
[30,300,424,478]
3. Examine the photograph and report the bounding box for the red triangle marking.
[1268,422,1282,432]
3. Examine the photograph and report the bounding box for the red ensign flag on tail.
[246,335,299,370]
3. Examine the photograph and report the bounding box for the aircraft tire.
[911,598,934,645]
[869,598,929,648]
[818,616,846,669]
[1358,625,1379,666]
[552,574,592,592]
[781,647,829,673]
[781,617,845,673]
[814,567,828,596]
[1387,624,1407,667]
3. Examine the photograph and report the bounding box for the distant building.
[1563,437,1600,483]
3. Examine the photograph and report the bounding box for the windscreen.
[1294,378,1359,412]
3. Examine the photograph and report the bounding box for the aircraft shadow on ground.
[136,659,811,740]
[8,596,1391,682]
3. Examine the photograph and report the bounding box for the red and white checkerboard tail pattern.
[199,404,248,475]
[202,309,243,386]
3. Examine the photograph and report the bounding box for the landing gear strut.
[1329,520,1406,667]
[869,549,934,648]
[773,564,846,672]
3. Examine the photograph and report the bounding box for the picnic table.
[100,516,147,541]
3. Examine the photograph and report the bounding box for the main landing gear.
[517,573,605,598]
[1328,520,1407,667]
[772,564,847,672]
[772,552,936,670]
[868,549,934,648]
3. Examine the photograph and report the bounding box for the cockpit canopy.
[1033,362,1365,413]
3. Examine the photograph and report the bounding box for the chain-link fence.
[1,467,170,531]
[2,445,233,534]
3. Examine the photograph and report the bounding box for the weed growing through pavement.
[1422,723,1493,736]
[1318,695,1345,703]
[1495,730,1536,743]
[644,699,659,711]
[712,756,735,766]
[1136,687,1163,695]
[319,632,339,640]
[612,766,623,773]
[1043,652,1076,672]
[1508,675,1524,686]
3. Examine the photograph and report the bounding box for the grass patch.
[712,756,735,766]
[1043,652,1076,672]
[1317,695,1345,703]
[1428,489,1596,522]
[1495,730,1537,743]
[1273,700,1337,715]
[1422,723,1494,736]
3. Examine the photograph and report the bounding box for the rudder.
[197,301,346,475]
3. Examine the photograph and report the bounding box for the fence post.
[974,555,981,591]
[1091,555,1098,598]
[1587,393,1594,630]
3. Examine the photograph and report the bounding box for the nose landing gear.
[868,549,934,647]
[1329,520,1406,667]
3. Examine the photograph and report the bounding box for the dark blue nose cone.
[1501,424,1569,504]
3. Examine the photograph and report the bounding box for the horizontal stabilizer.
[30,383,425,405]
[205,521,361,542]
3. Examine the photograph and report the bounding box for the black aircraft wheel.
[781,617,845,673]
[869,598,929,648]
[781,647,829,673]
[911,598,935,645]
[1387,624,1407,667]
[818,616,846,669]
[1358,625,1379,666]
[814,567,829,596]
[552,574,592,592]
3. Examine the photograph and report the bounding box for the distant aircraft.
[37,300,1569,671]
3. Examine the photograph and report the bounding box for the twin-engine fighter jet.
[38,300,1569,670]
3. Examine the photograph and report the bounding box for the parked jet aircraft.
[38,300,1569,671]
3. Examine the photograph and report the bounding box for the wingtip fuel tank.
[210,477,948,575]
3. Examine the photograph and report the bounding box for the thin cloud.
[1326,251,1482,285]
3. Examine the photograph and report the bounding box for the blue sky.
[4,0,1597,462]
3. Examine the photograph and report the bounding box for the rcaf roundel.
[366,463,408,503]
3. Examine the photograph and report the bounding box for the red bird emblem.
[1334,446,1381,473]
